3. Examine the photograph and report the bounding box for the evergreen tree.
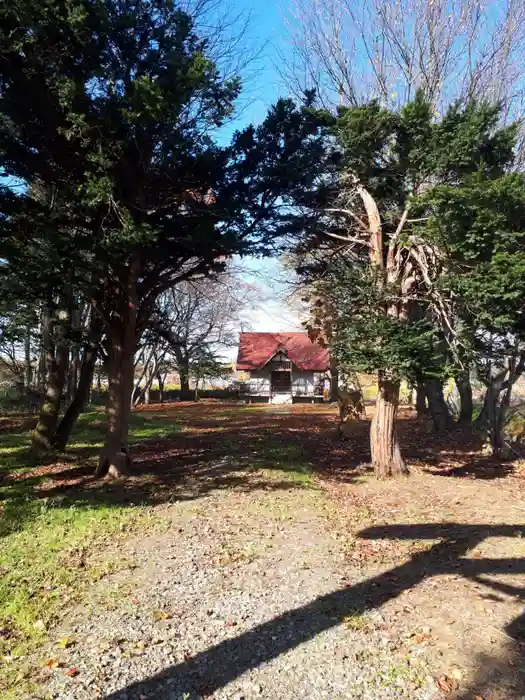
[298,93,517,476]
[0,0,331,476]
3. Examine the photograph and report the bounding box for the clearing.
[1,403,525,700]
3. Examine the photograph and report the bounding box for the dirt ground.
[6,402,525,699]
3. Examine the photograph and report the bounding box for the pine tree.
[298,93,517,476]
[0,0,331,475]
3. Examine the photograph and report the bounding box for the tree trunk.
[425,377,453,432]
[157,371,165,403]
[179,361,191,400]
[96,264,139,478]
[415,383,427,416]
[370,374,408,478]
[67,346,80,402]
[24,326,32,388]
[53,320,101,450]
[96,344,134,478]
[32,305,69,451]
[475,357,524,456]
[36,307,49,392]
[455,371,473,424]
[330,363,339,402]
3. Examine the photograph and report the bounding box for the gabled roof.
[236,332,329,372]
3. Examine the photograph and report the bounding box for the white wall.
[246,368,316,396]
[292,370,315,396]
[248,368,271,395]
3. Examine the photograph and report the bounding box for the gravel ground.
[36,467,438,700]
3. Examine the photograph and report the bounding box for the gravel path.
[38,466,437,700]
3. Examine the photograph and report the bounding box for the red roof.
[236,332,329,372]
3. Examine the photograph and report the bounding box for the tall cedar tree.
[0,0,332,476]
[299,93,516,476]
[425,173,525,453]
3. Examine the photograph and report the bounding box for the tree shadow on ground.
[0,409,346,536]
[99,522,525,700]
[2,404,520,538]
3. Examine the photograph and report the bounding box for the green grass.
[251,444,314,486]
[0,408,182,698]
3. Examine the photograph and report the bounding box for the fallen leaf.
[155,611,172,621]
[56,636,75,649]
[435,674,458,693]
[64,667,79,677]
[133,641,147,655]
[44,658,59,669]
[414,633,432,643]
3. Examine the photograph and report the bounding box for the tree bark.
[157,371,165,403]
[415,383,427,416]
[330,362,339,402]
[24,325,32,388]
[36,307,49,392]
[32,304,69,451]
[96,263,139,478]
[455,371,473,424]
[67,346,80,402]
[179,360,191,400]
[53,318,101,450]
[370,374,408,477]
[475,352,525,456]
[425,377,453,432]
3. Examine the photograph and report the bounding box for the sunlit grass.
[0,407,183,698]
[252,444,314,487]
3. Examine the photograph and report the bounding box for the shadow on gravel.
[103,523,525,700]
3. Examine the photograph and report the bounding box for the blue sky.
[220,0,304,337]
[222,0,290,136]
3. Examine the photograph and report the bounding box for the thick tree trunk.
[96,351,134,478]
[53,329,99,450]
[96,336,135,478]
[415,383,427,416]
[475,365,516,456]
[370,375,408,478]
[425,377,453,432]
[179,362,191,400]
[67,346,80,402]
[96,264,139,478]
[330,363,339,402]
[32,306,69,451]
[477,384,505,455]
[37,307,49,392]
[455,371,473,424]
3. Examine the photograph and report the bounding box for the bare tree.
[281,0,525,121]
[132,272,254,402]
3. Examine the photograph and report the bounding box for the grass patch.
[342,609,368,631]
[251,444,314,487]
[0,408,182,698]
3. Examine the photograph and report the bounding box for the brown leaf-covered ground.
[3,402,525,699]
